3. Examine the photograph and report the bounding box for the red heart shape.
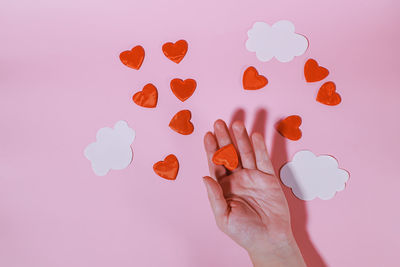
[304,59,329,82]
[243,66,268,90]
[170,78,197,102]
[277,115,302,141]
[317,81,341,106]
[212,144,239,171]
[153,154,179,180]
[169,110,194,135]
[132,83,158,108]
[162,40,188,64]
[119,45,145,70]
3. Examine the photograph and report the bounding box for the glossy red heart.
[317,81,341,106]
[153,154,179,180]
[243,66,268,90]
[277,115,302,141]
[132,83,158,108]
[212,144,239,171]
[119,45,145,70]
[169,110,194,135]
[170,78,197,102]
[162,40,188,64]
[304,59,329,82]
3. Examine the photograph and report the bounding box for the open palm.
[203,120,305,266]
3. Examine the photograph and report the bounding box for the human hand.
[203,120,305,267]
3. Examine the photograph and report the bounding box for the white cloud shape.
[84,120,135,176]
[245,20,309,62]
[280,150,349,200]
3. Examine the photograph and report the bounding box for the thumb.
[203,176,228,224]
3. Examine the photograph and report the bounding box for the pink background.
[1,0,399,266]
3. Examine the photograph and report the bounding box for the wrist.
[248,237,306,267]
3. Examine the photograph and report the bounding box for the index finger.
[204,131,227,179]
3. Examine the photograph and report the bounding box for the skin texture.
[203,120,306,267]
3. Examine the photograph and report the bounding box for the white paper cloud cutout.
[246,20,309,62]
[280,150,349,200]
[84,120,135,176]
